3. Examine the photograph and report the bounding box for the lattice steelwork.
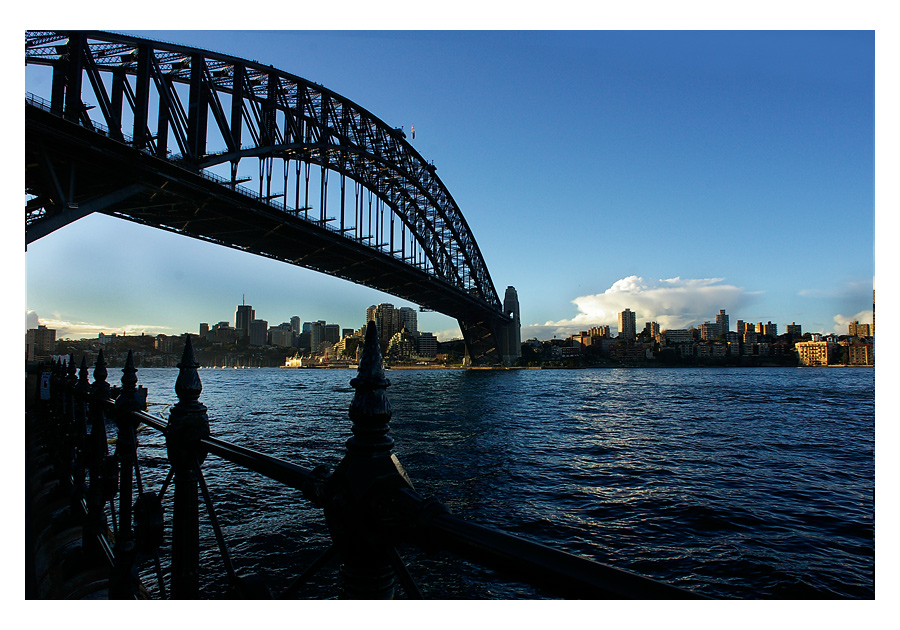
[25,30,502,314]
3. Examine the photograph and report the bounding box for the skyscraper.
[618,308,636,340]
[235,297,254,338]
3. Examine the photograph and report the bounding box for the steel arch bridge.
[25,30,520,365]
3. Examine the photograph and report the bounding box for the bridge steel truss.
[25,30,517,364]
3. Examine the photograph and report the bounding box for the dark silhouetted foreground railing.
[25,323,703,599]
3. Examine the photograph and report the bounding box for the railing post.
[84,349,114,563]
[59,354,78,492]
[323,321,414,599]
[110,350,142,598]
[71,356,90,514]
[166,336,210,599]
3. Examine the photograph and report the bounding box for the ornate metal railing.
[25,323,701,599]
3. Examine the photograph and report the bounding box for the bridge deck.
[26,105,499,324]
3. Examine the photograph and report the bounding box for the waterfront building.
[572,331,592,349]
[795,340,834,366]
[662,329,693,344]
[269,328,293,348]
[417,332,438,357]
[699,322,720,341]
[235,300,255,338]
[324,323,341,345]
[309,321,326,353]
[249,319,269,347]
[618,308,636,340]
[387,328,416,359]
[848,321,871,338]
[154,334,180,354]
[26,325,56,361]
[212,322,237,344]
[849,344,874,366]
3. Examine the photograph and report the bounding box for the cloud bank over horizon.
[26,310,172,340]
[523,276,759,340]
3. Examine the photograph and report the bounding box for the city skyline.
[23,27,876,343]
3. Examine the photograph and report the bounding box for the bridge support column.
[458,316,521,367]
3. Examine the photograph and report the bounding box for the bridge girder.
[26,31,519,363]
[25,30,500,313]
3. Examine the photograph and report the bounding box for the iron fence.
[25,322,701,599]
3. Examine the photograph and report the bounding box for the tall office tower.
[503,286,522,364]
[786,322,802,339]
[324,324,341,345]
[248,319,268,346]
[290,316,301,336]
[716,309,729,336]
[618,308,636,340]
[399,306,418,334]
[309,321,326,353]
[199,323,209,339]
[235,297,255,338]
[736,320,745,335]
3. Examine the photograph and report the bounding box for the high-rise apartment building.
[368,303,400,346]
[716,309,729,335]
[398,306,418,334]
[26,325,56,361]
[618,308,636,340]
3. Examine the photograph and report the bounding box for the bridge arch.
[25,30,520,365]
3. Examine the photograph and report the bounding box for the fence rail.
[25,322,702,599]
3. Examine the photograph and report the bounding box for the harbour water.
[129,366,874,599]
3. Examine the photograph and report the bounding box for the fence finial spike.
[122,349,138,391]
[175,335,202,404]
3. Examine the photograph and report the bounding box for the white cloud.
[833,309,874,333]
[36,316,172,340]
[434,327,464,342]
[524,275,759,339]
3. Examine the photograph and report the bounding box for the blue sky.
[23,28,876,341]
